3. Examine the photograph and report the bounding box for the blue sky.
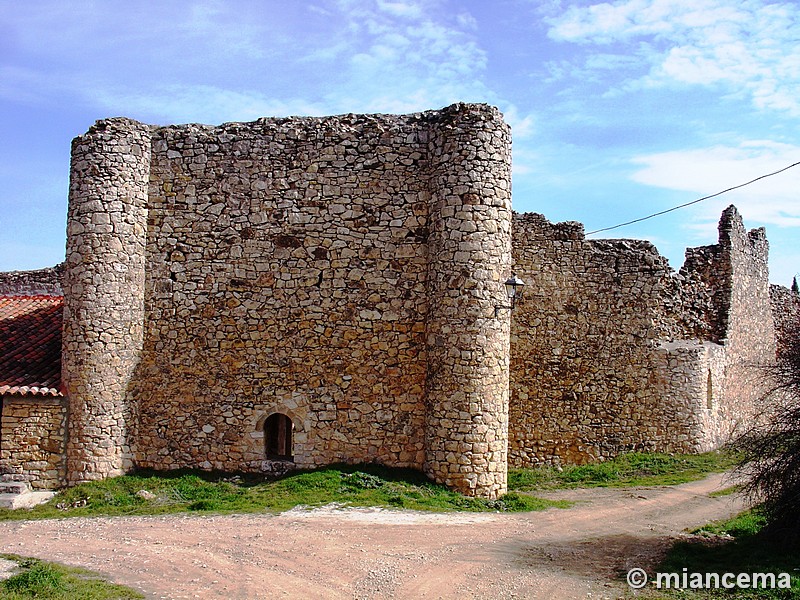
[1,0,798,284]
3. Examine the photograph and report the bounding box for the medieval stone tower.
[62,119,151,482]
[60,103,512,498]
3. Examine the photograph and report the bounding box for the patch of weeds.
[339,471,384,490]
[387,494,405,507]
[692,509,768,538]
[4,559,64,595]
[0,464,569,521]
[495,492,570,512]
[509,451,736,491]
[187,499,218,511]
[0,555,143,599]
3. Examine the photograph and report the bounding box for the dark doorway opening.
[264,413,293,460]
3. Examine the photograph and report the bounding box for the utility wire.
[586,160,800,236]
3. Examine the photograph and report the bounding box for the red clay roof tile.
[0,295,63,397]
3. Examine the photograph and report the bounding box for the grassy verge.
[707,484,742,498]
[0,555,143,599]
[509,450,736,491]
[0,464,570,521]
[646,509,800,598]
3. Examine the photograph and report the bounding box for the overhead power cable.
[586,160,800,236]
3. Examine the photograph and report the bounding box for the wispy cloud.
[547,0,800,115]
[630,141,800,228]
[2,0,505,122]
[329,0,491,111]
[376,0,425,19]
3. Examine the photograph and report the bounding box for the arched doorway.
[264,413,293,460]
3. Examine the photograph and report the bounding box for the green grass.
[708,485,742,498]
[648,509,800,598]
[508,451,736,491]
[0,464,569,521]
[0,555,143,599]
[0,452,732,522]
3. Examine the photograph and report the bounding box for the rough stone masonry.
[62,103,512,498]
[0,102,792,498]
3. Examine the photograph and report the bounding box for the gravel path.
[0,473,745,599]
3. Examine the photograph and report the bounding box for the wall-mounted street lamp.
[495,273,525,317]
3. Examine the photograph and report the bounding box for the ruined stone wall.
[0,395,67,488]
[508,206,773,465]
[695,208,775,443]
[0,264,64,296]
[771,285,800,356]
[64,104,512,498]
[509,214,707,464]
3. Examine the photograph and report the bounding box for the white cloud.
[317,0,492,113]
[547,0,800,115]
[376,0,424,19]
[1,0,505,124]
[502,105,536,139]
[630,141,800,228]
[549,0,749,43]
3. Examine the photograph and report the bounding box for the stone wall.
[65,104,512,498]
[508,206,774,466]
[43,102,788,493]
[771,285,800,357]
[702,209,775,442]
[0,395,67,488]
[0,265,64,296]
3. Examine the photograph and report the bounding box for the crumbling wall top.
[0,264,64,296]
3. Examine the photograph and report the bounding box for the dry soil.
[0,473,746,599]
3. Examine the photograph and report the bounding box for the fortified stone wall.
[20,102,786,494]
[508,206,774,466]
[0,265,64,296]
[64,104,512,498]
[0,396,67,489]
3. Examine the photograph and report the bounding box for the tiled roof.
[0,295,63,397]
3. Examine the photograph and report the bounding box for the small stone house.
[0,295,67,489]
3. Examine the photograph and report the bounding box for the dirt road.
[0,473,745,599]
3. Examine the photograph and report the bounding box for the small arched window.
[264,413,293,460]
[706,370,714,409]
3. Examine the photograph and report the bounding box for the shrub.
[733,324,800,547]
